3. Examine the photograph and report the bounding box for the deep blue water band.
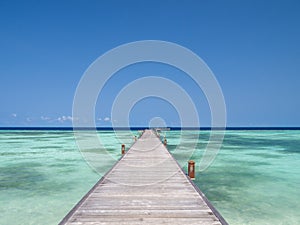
[0,127,300,131]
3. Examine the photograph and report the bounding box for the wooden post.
[121,144,125,155]
[188,160,195,180]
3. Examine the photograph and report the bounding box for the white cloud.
[57,116,79,123]
[26,117,31,122]
[58,116,72,122]
[97,118,102,121]
[11,113,17,118]
[104,117,110,122]
[41,116,50,121]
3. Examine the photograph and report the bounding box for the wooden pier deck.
[59,130,227,225]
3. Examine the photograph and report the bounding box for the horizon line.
[0,126,300,130]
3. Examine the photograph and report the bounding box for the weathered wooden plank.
[67,218,222,225]
[59,130,227,225]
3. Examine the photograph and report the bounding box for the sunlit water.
[0,129,299,224]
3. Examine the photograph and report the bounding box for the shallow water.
[0,129,299,224]
[169,130,300,225]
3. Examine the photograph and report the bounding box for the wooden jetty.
[59,129,227,225]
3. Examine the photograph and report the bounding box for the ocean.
[0,129,299,224]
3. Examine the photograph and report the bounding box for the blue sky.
[0,0,299,127]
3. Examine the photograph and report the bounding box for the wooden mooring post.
[121,144,125,155]
[188,160,196,180]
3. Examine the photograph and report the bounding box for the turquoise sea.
[0,129,299,225]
